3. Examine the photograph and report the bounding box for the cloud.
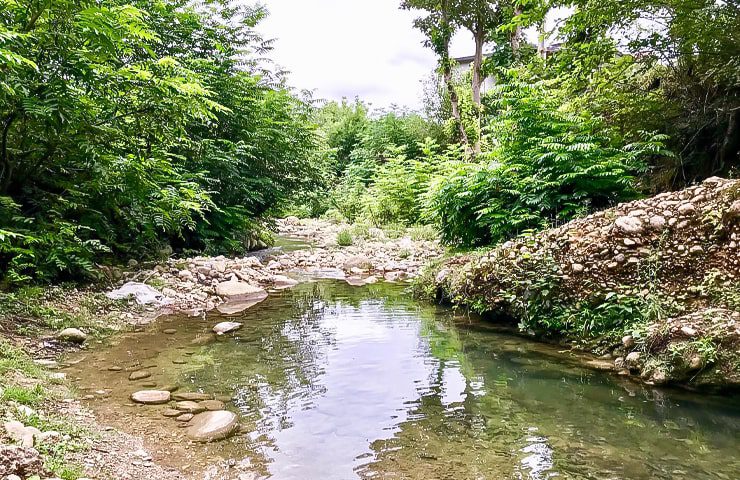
[257,0,437,110]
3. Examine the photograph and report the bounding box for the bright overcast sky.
[257,1,568,110]
[257,0,468,110]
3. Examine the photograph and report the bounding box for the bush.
[426,78,670,246]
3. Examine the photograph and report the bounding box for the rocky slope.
[425,177,740,390]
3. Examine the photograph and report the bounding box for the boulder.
[271,275,299,289]
[215,280,265,298]
[130,390,171,405]
[212,322,242,335]
[3,421,36,448]
[56,328,87,343]
[185,410,239,443]
[216,290,268,315]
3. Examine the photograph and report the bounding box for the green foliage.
[336,229,353,247]
[426,77,667,246]
[0,0,319,283]
[555,0,740,187]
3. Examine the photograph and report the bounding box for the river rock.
[215,280,265,298]
[213,322,242,335]
[130,390,171,405]
[56,328,87,343]
[162,409,181,418]
[615,216,644,234]
[0,445,44,477]
[175,401,205,414]
[216,290,268,315]
[176,413,194,422]
[173,392,212,402]
[128,370,152,381]
[199,400,225,411]
[185,410,239,443]
[625,352,641,367]
[343,255,372,271]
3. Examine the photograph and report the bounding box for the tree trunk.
[442,62,469,147]
[511,4,523,58]
[0,112,17,193]
[439,4,469,149]
[470,28,485,155]
[472,29,485,106]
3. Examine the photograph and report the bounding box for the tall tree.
[401,0,470,147]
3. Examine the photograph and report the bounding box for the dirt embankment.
[425,177,740,390]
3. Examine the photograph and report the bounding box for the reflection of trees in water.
[174,281,739,479]
[361,314,740,480]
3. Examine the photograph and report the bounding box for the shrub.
[426,78,669,246]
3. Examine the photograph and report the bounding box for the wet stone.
[128,370,152,381]
[185,410,239,443]
[199,400,225,411]
[176,401,206,414]
[130,390,171,405]
[173,392,212,402]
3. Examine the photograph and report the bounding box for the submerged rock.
[175,401,206,414]
[130,390,171,405]
[173,392,212,402]
[213,322,242,335]
[185,410,239,443]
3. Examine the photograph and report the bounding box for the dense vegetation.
[1,0,739,284]
[0,0,320,283]
[305,0,738,247]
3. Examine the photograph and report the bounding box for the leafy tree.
[555,0,740,186]
[0,0,320,282]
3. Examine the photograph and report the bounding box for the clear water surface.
[68,280,740,480]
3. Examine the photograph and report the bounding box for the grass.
[0,285,124,338]
[337,229,353,246]
[409,224,438,241]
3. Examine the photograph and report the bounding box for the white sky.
[257,1,569,110]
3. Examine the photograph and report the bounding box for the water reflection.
[69,281,740,480]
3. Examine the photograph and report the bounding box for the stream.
[68,280,740,480]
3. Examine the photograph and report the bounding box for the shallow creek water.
[68,280,740,480]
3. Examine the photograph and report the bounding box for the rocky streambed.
[119,218,444,316]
